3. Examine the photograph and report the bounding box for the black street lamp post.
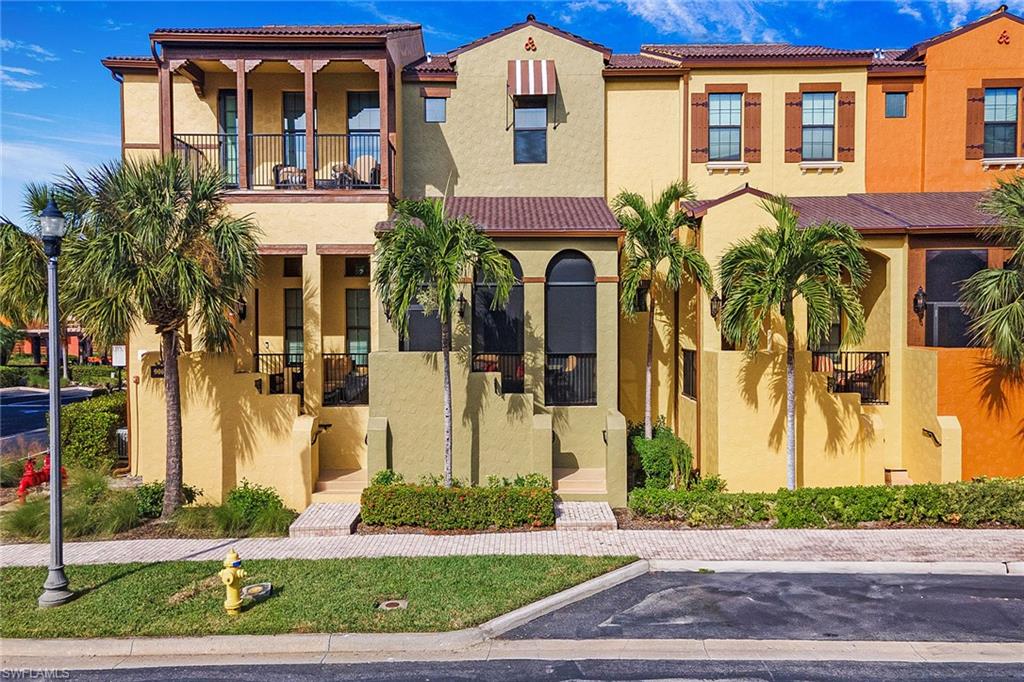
[38,197,73,609]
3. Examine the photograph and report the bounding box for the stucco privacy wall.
[902,348,962,483]
[369,237,623,501]
[936,348,1024,479]
[133,352,316,511]
[686,69,868,198]
[402,26,606,197]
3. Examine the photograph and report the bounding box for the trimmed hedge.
[0,366,28,388]
[50,392,127,472]
[361,483,555,530]
[628,478,1024,528]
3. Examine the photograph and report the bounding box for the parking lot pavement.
[0,387,95,447]
[503,571,1024,643]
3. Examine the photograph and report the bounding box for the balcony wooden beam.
[158,59,174,155]
[304,58,315,190]
[236,59,249,190]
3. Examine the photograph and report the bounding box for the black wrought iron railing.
[314,133,381,189]
[545,353,597,406]
[323,352,369,406]
[254,352,304,396]
[811,350,889,405]
[247,132,306,189]
[471,352,525,394]
[172,133,239,186]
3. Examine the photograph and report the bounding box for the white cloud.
[353,1,463,42]
[101,18,132,32]
[895,0,924,21]
[6,112,56,123]
[0,66,44,91]
[620,0,772,43]
[0,139,105,216]
[0,38,58,62]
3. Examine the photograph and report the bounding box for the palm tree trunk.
[160,330,184,518]
[644,290,656,440]
[785,330,796,490]
[441,318,454,488]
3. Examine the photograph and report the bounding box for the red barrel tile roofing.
[790,192,994,231]
[152,24,420,36]
[376,197,620,234]
[643,43,874,60]
[606,53,682,69]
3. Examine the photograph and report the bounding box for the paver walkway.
[2,529,1022,567]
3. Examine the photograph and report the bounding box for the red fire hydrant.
[17,456,67,503]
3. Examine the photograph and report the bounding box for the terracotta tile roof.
[605,53,681,69]
[152,24,420,37]
[376,197,620,235]
[643,43,873,62]
[790,192,994,232]
[405,53,455,74]
[898,6,1023,60]
[868,47,924,71]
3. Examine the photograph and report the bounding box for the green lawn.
[0,555,632,638]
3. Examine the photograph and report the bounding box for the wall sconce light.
[237,297,247,321]
[912,286,927,317]
[709,291,722,320]
[383,303,392,322]
[457,291,467,318]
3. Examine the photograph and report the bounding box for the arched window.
[545,250,596,405]
[472,252,524,392]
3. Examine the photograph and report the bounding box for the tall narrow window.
[984,87,1018,158]
[545,251,596,406]
[514,96,548,164]
[802,92,836,161]
[284,288,304,364]
[347,91,381,173]
[682,349,697,399]
[924,249,987,347]
[472,252,524,392]
[282,92,314,168]
[708,93,742,161]
[217,90,251,186]
[346,289,370,365]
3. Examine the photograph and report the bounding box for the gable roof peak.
[447,15,612,60]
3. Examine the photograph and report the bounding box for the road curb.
[647,559,1015,575]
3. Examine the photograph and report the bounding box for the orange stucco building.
[867,8,1024,192]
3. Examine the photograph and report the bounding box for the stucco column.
[522,280,546,407]
[302,253,323,415]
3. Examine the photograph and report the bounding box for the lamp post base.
[38,566,73,608]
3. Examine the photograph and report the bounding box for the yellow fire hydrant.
[218,549,247,616]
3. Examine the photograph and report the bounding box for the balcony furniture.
[545,353,596,406]
[471,352,525,394]
[811,350,888,404]
[323,353,369,405]
[273,164,306,189]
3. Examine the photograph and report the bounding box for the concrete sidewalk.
[2,528,1023,567]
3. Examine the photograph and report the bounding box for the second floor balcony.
[173,131,387,191]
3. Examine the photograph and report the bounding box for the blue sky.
[1,0,1020,216]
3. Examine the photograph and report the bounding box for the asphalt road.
[505,572,1024,642]
[45,660,1024,681]
[0,387,96,451]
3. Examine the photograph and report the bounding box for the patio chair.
[273,164,306,189]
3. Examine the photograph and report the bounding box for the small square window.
[885,92,907,118]
[283,257,302,278]
[345,257,370,277]
[424,97,446,123]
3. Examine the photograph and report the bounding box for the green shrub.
[626,416,672,455]
[70,365,121,388]
[628,477,1024,528]
[418,473,468,487]
[0,366,28,388]
[1,457,30,488]
[361,483,555,530]
[486,473,552,488]
[225,480,287,526]
[634,430,693,490]
[51,392,126,472]
[0,498,49,539]
[134,480,202,519]
[251,505,298,535]
[370,469,405,486]
[213,504,248,536]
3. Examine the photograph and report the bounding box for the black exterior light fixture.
[913,286,928,318]
[457,291,467,318]
[709,291,722,320]
[237,297,247,321]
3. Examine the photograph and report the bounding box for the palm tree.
[718,196,868,490]
[374,198,514,487]
[0,183,84,381]
[59,156,261,517]
[960,175,1024,372]
[614,181,713,440]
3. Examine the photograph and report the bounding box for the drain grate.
[377,599,408,610]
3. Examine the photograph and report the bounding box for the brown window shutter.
[837,91,856,162]
[966,88,985,160]
[784,92,802,163]
[743,92,761,163]
[691,92,709,163]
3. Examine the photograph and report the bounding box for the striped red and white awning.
[507,59,557,97]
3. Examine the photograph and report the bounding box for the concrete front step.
[315,467,367,494]
[554,500,617,531]
[288,503,361,538]
[310,490,363,504]
[553,467,606,496]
